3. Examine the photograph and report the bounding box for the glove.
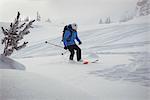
[64,46,68,50]
[79,41,82,45]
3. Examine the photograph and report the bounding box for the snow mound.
[0,69,96,100]
[0,55,25,70]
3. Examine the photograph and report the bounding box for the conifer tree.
[1,12,35,56]
[99,19,103,24]
[37,11,41,21]
[136,0,150,16]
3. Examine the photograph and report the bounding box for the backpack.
[62,25,73,42]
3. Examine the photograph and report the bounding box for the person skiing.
[62,23,82,62]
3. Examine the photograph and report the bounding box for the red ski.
[83,60,89,64]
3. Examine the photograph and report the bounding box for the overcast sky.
[0,0,138,23]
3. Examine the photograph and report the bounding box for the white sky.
[0,0,138,23]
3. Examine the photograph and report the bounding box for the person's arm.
[76,32,82,44]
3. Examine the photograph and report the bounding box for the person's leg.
[74,45,81,61]
[67,45,75,60]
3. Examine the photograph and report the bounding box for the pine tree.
[24,16,29,22]
[99,19,103,24]
[37,11,41,21]
[136,0,150,16]
[119,12,134,22]
[1,12,35,56]
[45,18,51,23]
[105,17,111,24]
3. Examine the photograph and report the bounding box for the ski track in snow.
[90,52,150,87]
[12,23,150,57]
[82,23,150,48]
[90,41,150,51]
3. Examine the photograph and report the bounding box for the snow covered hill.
[11,16,150,58]
[0,15,150,100]
[0,41,95,100]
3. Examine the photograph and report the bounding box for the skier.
[63,23,82,62]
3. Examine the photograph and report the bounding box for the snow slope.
[0,55,25,70]
[15,55,149,100]
[0,69,96,100]
[11,17,150,58]
[0,46,95,100]
[0,16,150,100]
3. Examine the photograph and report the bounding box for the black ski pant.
[67,44,81,61]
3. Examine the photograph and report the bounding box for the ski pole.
[61,50,68,55]
[45,41,68,55]
[45,41,64,48]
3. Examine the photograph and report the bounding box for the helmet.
[71,23,78,30]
